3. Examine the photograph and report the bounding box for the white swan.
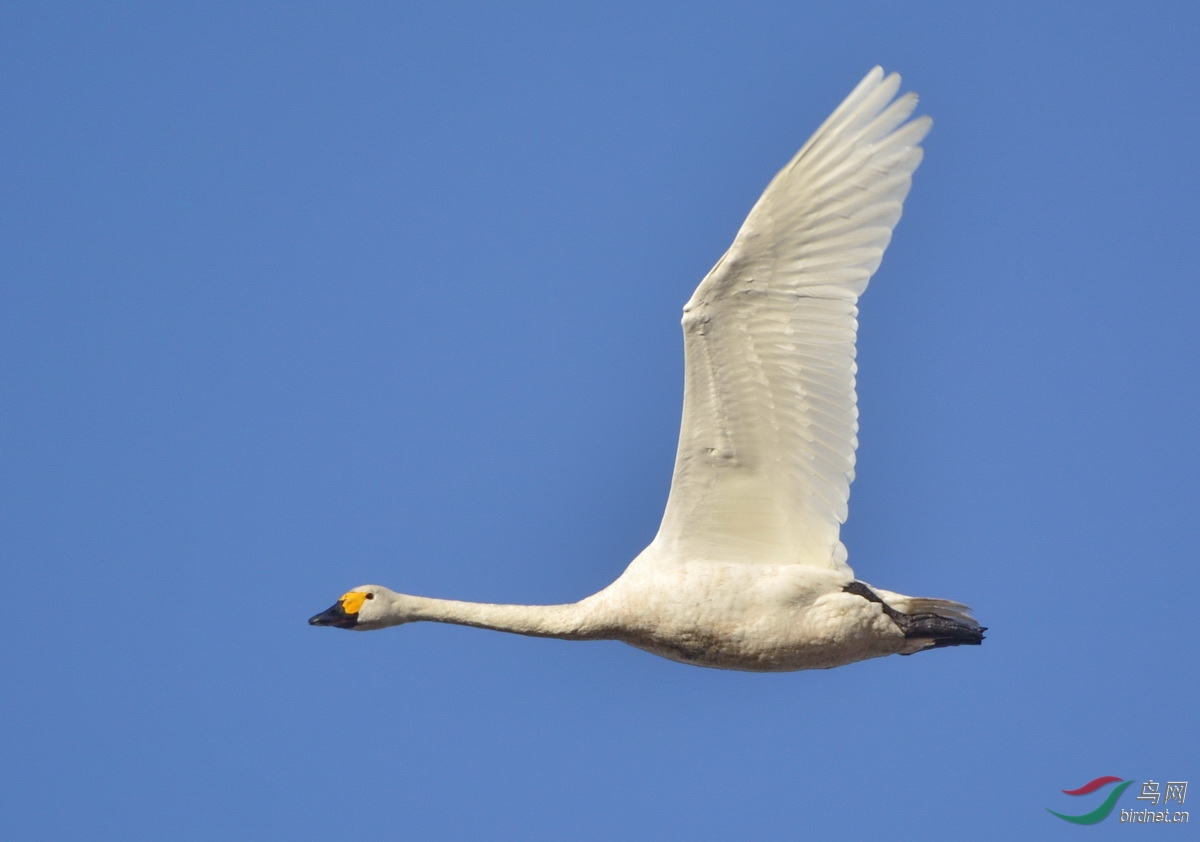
[310,67,985,671]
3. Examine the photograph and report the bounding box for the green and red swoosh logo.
[1047,776,1133,824]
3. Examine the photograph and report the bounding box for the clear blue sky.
[3,3,1197,839]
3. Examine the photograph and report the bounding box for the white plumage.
[310,67,985,671]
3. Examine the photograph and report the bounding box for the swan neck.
[403,594,609,640]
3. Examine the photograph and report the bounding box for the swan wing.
[648,68,930,573]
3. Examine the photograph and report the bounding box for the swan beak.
[308,601,358,629]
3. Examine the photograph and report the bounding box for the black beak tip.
[309,602,358,629]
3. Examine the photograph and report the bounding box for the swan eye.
[365,593,374,600]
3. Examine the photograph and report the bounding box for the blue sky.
[3,2,1197,839]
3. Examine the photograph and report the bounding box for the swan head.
[308,585,398,631]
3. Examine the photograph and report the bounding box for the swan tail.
[872,589,981,629]
[844,582,986,652]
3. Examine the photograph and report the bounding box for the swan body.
[310,67,985,671]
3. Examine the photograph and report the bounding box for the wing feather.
[647,68,929,573]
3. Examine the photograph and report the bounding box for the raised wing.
[648,68,930,573]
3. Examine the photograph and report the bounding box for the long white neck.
[380,590,616,640]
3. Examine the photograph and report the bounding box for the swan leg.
[842,581,986,652]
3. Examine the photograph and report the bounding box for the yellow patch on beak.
[340,591,369,615]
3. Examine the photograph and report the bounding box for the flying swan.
[310,68,985,671]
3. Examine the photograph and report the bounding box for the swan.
[310,67,985,671]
